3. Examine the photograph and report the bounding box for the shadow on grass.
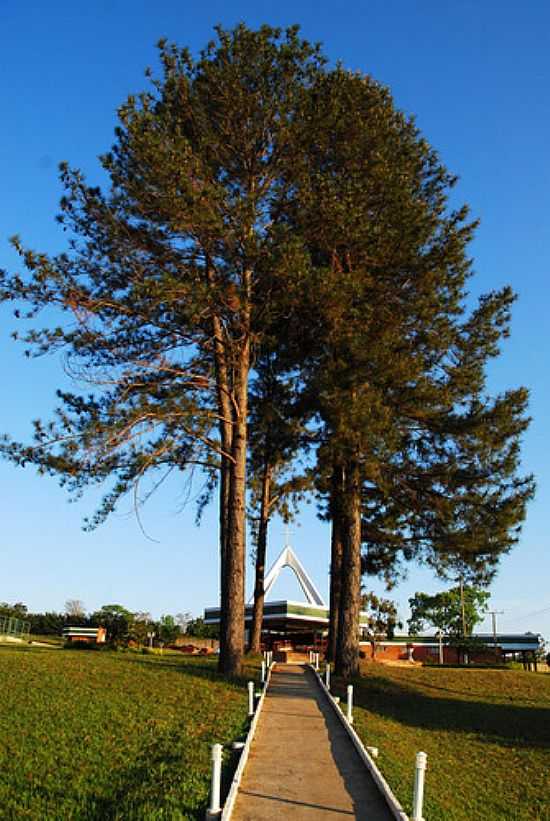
[122,653,261,691]
[341,672,550,749]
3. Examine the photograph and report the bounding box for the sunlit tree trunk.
[327,463,344,663]
[335,458,361,678]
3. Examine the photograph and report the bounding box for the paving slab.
[232,664,394,820]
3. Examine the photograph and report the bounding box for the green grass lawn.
[334,663,550,821]
[0,646,260,819]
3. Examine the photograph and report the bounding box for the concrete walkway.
[232,665,394,820]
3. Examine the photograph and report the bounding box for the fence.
[0,615,31,641]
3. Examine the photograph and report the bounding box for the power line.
[500,604,550,624]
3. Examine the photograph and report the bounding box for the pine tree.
[0,25,324,677]
[0,30,534,681]
[279,68,534,677]
[247,356,310,653]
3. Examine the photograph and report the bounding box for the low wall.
[173,636,219,651]
[360,641,501,665]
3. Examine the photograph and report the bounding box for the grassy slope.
[0,647,259,820]
[335,663,550,821]
[29,634,64,646]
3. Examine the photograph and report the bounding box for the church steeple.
[255,538,326,607]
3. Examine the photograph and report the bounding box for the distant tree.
[185,617,218,639]
[361,591,402,640]
[408,586,489,661]
[158,614,180,644]
[65,599,86,619]
[130,611,155,645]
[28,611,67,635]
[0,602,28,619]
[90,604,134,644]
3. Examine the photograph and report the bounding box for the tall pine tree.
[277,67,534,676]
[0,25,324,677]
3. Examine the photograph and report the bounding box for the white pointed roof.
[252,542,326,607]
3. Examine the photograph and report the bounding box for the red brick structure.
[359,633,541,665]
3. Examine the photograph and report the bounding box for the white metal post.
[315,652,319,671]
[346,685,354,724]
[261,660,266,683]
[325,663,331,690]
[412,751,427,821]
[207,743,223,818]
[248,681,255,717]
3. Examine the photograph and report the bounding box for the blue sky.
[1,1,549,638]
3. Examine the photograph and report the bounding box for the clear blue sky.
[1,1,549,638]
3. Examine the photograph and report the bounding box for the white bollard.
[206,743,223,818]
[261,660,266,683]
[325,663,331,691]
[346,685,354,724]
[412,751,428,821]
[315,652,319,671]
[248,681,255,717]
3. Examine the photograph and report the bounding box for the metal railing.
[0,615,31,640]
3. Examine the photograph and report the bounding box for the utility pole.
[488,610,504,661]
[436,629,444,665]
[459,576,467,664]
[459,577,467,638]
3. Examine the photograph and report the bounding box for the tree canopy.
[407,586,490,639]
[0,24,534,678]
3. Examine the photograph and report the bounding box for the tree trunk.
[327,463,344,663]
[217,456,231,667]
[335,458,362,678]
[249,461,272,654]
[218,328,250,678]
[211,306,233,674]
